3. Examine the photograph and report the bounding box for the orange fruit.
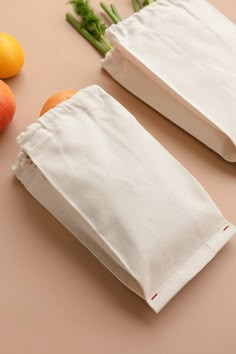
[0,32,24,79]
[39,90,77,116]
[0,80,16,132]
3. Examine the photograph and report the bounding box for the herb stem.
[101,35,113,51]
[110,4,122,21]
[100,2,120,24]
[132,0,141,12]
[66,12,108,56]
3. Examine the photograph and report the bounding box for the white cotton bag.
[102,0,236,161]
[13,85,235,313]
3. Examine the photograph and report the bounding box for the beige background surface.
[0,1,236,353]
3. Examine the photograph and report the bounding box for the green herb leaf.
[66,12,109,55]
[69,0,107,40]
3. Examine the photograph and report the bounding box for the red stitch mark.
[151,293,158,301]
[223,225,229,231]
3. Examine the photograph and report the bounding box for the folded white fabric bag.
[102,0,236,161]
[13,85,235,313]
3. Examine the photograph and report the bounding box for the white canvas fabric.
[13,85,235,313]
[102,0,236,161]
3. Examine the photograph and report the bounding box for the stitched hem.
[148,223,235,313]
